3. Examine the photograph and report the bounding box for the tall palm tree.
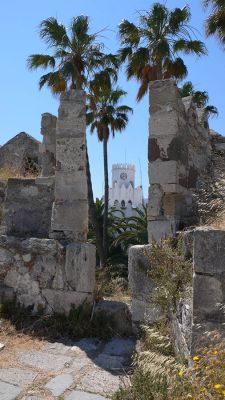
[86,84,133,263]
[28,16,119,266]
[119,3,207,100]
[204,0,225,46]
[179,81,218,118]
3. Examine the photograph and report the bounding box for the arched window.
[128,200,132,206]
[121,200,126,208]
[114,200,119,206]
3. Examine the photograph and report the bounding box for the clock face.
[120,172,127,180]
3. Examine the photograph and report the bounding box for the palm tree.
[179,81,218,118]
[204,0,225,46]
[119,3,207,100]
[27,16,119,266]
[86,84,133,263]
[112,205,148,251]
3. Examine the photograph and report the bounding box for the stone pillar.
[40,113,57,176]
[50,90,88,241]
[148,80,210,242]
[192,227,225,348]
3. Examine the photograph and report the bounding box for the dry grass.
[0,166,38,181]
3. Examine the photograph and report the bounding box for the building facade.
[108,164,144,216]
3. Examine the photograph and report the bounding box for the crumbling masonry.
[0,90,95,314]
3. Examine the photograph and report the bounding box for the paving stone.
[77,367,123,395]
[103,338,136,357]
[0,368,37,386]
[19,351,72,371]
[43,341,72,355]
[94,354,125,370]
[66,391,107,400]
[0,380,21,400]
[45,373,73,396]
[69,356,92,375]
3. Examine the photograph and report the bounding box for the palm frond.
[40,17,70,48]
[27,54,56,70]
[119,20,140,46]
[174,39,207,56]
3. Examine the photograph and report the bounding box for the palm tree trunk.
[103,134,109,263]
[85,141,105,266]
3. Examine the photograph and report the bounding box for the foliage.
[113,325,191,400]
[179,81,218,117]
[112,205,148,251]
[119,3,207,100]
[28,15,118,92]
[0,300,121,340]
[204,0,225,46]
[144,239,192,313]
[87,80,132,262]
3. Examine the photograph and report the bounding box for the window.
[121,200,126,208]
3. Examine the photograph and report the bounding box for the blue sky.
[0,0,224,199]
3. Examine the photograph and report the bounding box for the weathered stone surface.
[51,89,88,241]
[193,228,225,274]
[148,80,211,243]
[0,132,40,174]
[94,300,132,336]
[65,243,95,292]
[43,289,93,314]
[0,380,21,400]
[66,391,107,400]
[19,351,72,371]
[77,367,123,395]
[128,245,161,324]
[40,113,56,177]
[94,354,125,370]
[45,373,73,396]
[102,338,136,358]
[0,368,37,386]
[2,177,54,238]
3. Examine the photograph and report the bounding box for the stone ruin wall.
[148,80,211,242]
[129,79,225,357]
[0,90,96,314]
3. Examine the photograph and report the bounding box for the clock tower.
[108,164,143,212]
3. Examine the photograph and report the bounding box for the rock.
[0,343,5,351]
[19,351,72,371]
[77,367,123,395]
[45,373,73,396]
[95,300,132,336]
[0,368,37,386]
[0,380,21,400]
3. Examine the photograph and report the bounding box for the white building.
[108,164,144,216]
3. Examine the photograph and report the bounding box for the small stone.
[0,380,21,400]
[66,391,107,400]
[22,254,32,263]
[45,373,73,396]
[0,343,5,351]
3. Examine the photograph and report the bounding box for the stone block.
[94,300,132,336]
[19,351,72,371]
[0,368,37,387]
[55,171,87,200]
[51,200,88,241]
[65,243,95,292]
[0,380,21,400]
[148,219,177,243]
[193,274,225,323]
[193,228,225,274]
[131,298,161,324]
[42,289,93,315]
[45,373,73,396]
[55,137,86,172]
[148,184,164,218]
[128,245,153,298]
[149,160,178,185]
[2,178,54,238]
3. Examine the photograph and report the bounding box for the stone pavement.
[0,337,136,399]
